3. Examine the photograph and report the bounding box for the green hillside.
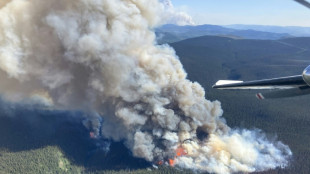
[1,36,310,174]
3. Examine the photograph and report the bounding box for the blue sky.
[170,0,310,26]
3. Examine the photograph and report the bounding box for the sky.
[170,0,310,27]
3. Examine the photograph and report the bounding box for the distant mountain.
[226,24,310,37]
[155,24,292,44]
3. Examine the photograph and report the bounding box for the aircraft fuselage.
[302,65,310,86]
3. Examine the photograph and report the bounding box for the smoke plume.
[0,0,291,173]
[160,0,195,26]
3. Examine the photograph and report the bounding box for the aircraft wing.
[294,0,310,9]
[213,75,306,90]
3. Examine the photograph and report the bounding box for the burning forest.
[0,0,292,173]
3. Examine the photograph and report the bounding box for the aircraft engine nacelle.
[303,65,310,86]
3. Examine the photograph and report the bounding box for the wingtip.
[212,80,243,89]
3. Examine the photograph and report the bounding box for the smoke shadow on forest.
[0,100,150,171]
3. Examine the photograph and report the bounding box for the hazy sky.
[170,0,310,26]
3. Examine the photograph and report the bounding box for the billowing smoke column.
[160,0,195,26]
[0,0,291,173]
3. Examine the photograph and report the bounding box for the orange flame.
[89,132,95,139]
[176,146,187,156]
[169,158,175,166]
[169,146,187,167]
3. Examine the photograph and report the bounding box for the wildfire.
[89,132,96,139]
[169,146,188,167]
[169,158,175,166]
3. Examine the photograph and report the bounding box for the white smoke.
[160,0,195,26]
[0,0,291,173]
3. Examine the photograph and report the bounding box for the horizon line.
[164,23,310,28]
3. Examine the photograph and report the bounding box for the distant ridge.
[155,24,293,44]
[226,24,310,37]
